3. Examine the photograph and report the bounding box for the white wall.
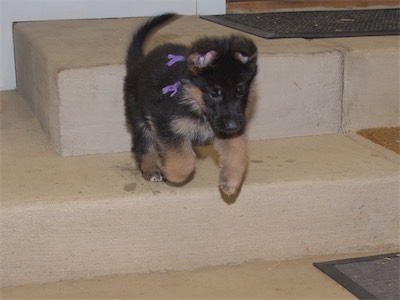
[0,0,225,91]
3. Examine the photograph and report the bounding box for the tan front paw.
[219,170,242,196]
[164,166,193,183]
[163,147,196,184]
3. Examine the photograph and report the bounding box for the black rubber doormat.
[314,253,399,299]
[201,9,400,39]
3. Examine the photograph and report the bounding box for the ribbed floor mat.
[358,127,400,154]
[314,253,400,300]
[201,9,400,39]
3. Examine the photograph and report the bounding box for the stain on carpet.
[124,182,137,192]
[358,127,399,154]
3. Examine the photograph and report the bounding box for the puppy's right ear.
[190,50,218,68]
[188,50,219,72]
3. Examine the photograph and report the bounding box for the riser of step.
[1,92,399,287]
[13,16,399,156]
[2,177,398,287]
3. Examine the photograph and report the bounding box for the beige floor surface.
[1,91,399,299]
[4,252,392,299]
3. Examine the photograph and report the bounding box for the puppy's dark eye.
[236,85,246,95]
[209,89,222,99]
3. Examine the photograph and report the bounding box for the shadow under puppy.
[124,13,258,196]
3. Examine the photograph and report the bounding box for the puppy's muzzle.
[217,116,244,134]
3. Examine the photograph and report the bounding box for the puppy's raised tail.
[126,13,177,67]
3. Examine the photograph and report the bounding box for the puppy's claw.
[220,184,237,196]
[150,175,164,182]
[143,171,165,182]
[219,174,240,196]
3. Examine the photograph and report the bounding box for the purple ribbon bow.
[162,81,181,97]
[167,54,186,66]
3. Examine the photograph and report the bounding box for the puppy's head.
[188,35,257,136]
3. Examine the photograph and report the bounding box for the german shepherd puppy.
[124,13,257,196]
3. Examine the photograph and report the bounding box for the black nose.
[221,118,243,133]
[225,119,240,130]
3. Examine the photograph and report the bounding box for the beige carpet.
[358,127,400,154]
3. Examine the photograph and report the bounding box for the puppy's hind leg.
[214,135,249,196]
[132,121,164,182]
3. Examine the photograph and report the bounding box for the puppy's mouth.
[213,117,245,136]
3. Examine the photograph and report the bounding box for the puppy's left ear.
[234,51,257,64]
[231,35,258,65]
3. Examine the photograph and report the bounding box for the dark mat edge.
[201,15,278,39]
[313,252,400,300]
[200,9,400,39]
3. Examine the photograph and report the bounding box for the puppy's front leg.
[163,143,196,184]
[214,135,249,196]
